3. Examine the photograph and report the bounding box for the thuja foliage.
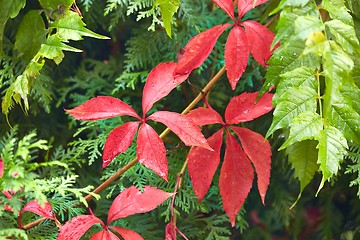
[1,0,360,239]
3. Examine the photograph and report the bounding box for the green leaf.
[50,11,109,41]
[156,0,180,37]
[330,97,360,145]
[304,31,330,56]
[315,126,348,193]
[14,10,46,63]
[275,66,318,104]
[270,0,310,15]
[325,19,360,54]
[353,55,360,87]
[321,0,353,26]
[341,80,360,114]
[286,140,318,195]
[280,111,323,150]
[294,15,324,41]
[0,0,26,55]
[38,34,82,65]
[266,86,318,138]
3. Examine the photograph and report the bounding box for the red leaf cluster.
[187,92,273,226]
[18,200,55,228]
[66,62,210,181]
[175,0,275,89]
[57,186,173,240]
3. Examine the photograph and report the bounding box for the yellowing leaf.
[156,0,180,37]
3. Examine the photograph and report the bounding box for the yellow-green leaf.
[156,0,180,37]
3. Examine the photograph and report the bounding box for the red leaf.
[142,62,190,116]
[238,0,268,19]
[225,25,250,90]
[225,92,273,124]
[90,230,120,240]
[20,200,54,220]
[213,0,235,21]
[110,227,144,240]
[230,127,271,204]
[57,215,104,240]
[219,131,254,227]
[66,96,140,121]
[188,129,223,201]
[148,111,212,150]
[242,20,275,66]
[186,107,224,126]
[137,123,168,181]
[107,186,173,223]
[165,221,177,240]
[102,121,140,168]
[0,158,3,178]
[174,24,231,76]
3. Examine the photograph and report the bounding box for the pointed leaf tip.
[219,132,254,227]
[231,127,271,204]
[137,124,168,181]
[174,24,231,76]
[102,122,140,168]
[66,96,140,121]
[107,186,173,223]
[225,92,273,124]
[213,0,235,21]
[142,62,189,115]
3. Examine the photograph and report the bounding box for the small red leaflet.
[0,158,3,178]
[57,186,173,240]
[18,200,55,228]
[175,0,275,90]
[186,92,273,226]
[66,62,210,181]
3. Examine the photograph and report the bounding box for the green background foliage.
[1,0,360,239]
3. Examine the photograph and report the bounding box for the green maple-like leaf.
[266,86,318,138]
[156,0,180,37]
[315,126,348,194]
[280,111,323,150]
[325,19,360,54]
[0,0,26,55]
[286,140,318,197]
[320,0,353,26]
[50,11,109,41]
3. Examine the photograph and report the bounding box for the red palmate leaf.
[225,92,273,124]
[142,62,190,116]
[230,127,271,204]
[110,227,144,240]
[213,0,235,21]
[65,96,140,121]
[107,186,173,223]
[90,230,120,240]
[174,24,231,76]
[242,20,275,66]
[219,131,254,227]
[188,129,223,201]
[137,123,168,181]
[238,0,268,19]
[57,215,104,240]
[102,121,140,168]
[225,25,250,90]
[165,221,177,240]
[0,158,3,178]
[19,200,54,220]
[148,111,212,150]
[186,107,224,126]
